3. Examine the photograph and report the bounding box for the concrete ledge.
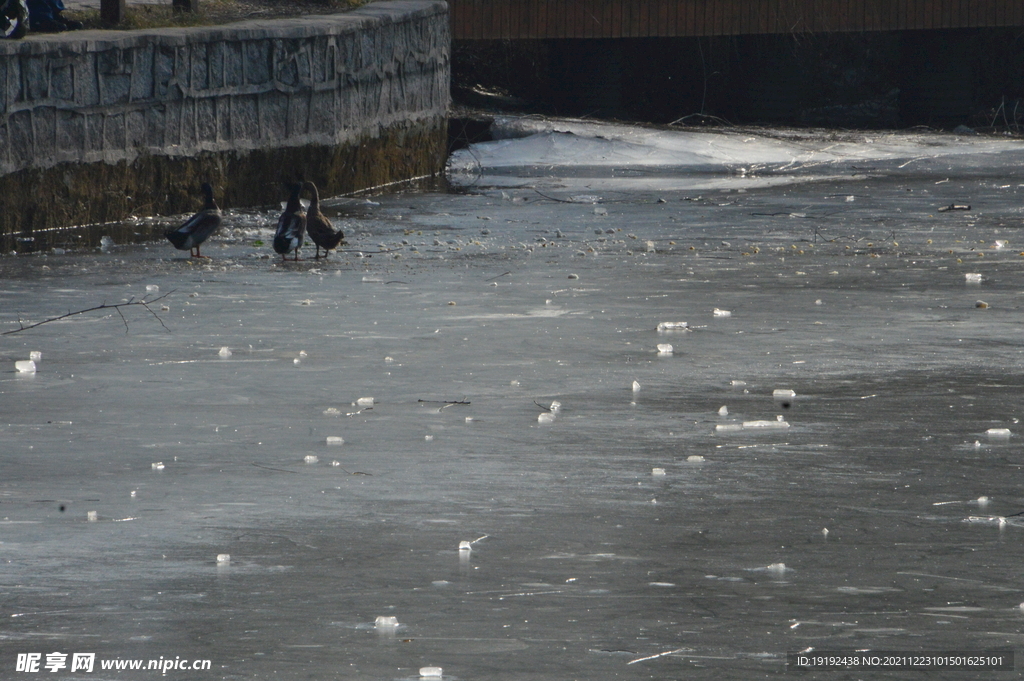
[0,0,450,234]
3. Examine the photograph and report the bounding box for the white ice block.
[986,428,1011,439]
[715,424,742,432]
[656,343,673,354]
[713,308,731,317]
[304,455,319,464]
[718,406,728,416]
[549,400,562,412]
[538,412,555,423]
[216,554,230,564]
[651,468,666,476]
[375,616,399,628]
[151,462,165,470]
[356,397,374,406]
[459,541,473,551]
[743,419,790,428]
[632,380,641,392]
[87,511,98,522]
[146,284,159,292]
[773,389,796,399]
[29,351,41,361]
[965,273,983,283]
[656,321,688,331]
[687,455,705,463]
[419,667,443,678]
[326,436,345,446]
[218,346,232,358]
[15,360,36,373]
[293,358,301,365]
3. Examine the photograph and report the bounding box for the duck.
[165,182,222,258]
[273,182,306,261]
[303,181,344,259]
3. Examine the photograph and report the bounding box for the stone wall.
[0,0,449,235]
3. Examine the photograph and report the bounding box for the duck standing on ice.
[303,181,344,259]
[165,182,222,258]
[274,182,306,261]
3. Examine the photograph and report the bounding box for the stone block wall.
[0,0,449,235]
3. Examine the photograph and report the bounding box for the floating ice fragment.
[568,273,579,279]
[713,308,731,317]
[743,419,790,428]
[15,360,36,373]
[687,455,705,463]
[550,401,562,412]
[326,437,344,446]
[323,408,341,416]
[538,413,555,424]
[424,435,434,441]
[977,496,991,507]
[130,491,137,498]
[845,195,855,202]
[293,358,301,365]
[718,405,728,416]
[965,273,983,283]
[656,321,688,331]
[151,462,164,470]
[656,343,673,354]
[767,562,788,573]
[218,346,232,358]
[29,351,41,361]
[814,299,823,306]
[216,554,230,564]
[965,515,1007,526]
[419,667,443,678]
[994,240,1007,250]
[459,541,472,551]
[976,300,989,309]
[632,380,641,392]
[465,417,474,423]
[652,468,666,476]
[649,582,675,587]
[593,207,608,216]
[146,284,159,292]
[384,356,394,363]
[773,389,796,399]
[986,428,1011,439]
[100,235,114,250]
[356,397,374,407]
[730,380,746,387]
[299,350,307,358]
[374,616,399,628]
[646,241,656,252]
[822,528,829,536]
[715,424,742,432]
[304,455,319,464]
[87,511,98,522]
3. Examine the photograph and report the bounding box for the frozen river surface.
[3,120,1024,679]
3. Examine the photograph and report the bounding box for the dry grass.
[67,0,367,30]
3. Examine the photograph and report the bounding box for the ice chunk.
[146,284,159,292]
[549,401,562,412]
[743,419,790,428]
[822,528,829,536]
[656,321,688,331]
[977,496,991,507]
[718,405,728,416]
[510,380,520,386]
[713,308,731,317]
[356,397,374,406]
[218,346,232,358]
[965,273,983,283]
[216,554,230,564]
[15,360,36,373]
[87,511,98,522]
[293,358,301,365]
[299,350,308,358]
[986,428,1011,439]
[100,235,114,250]
[687,455,705,462]
[656,343,673,354]
[651,467,666,476]
[773,389,796,399]
[632,380,641,392]
[323,408,341,416]
[151,462,165,470]
[375,616,399,628]
[593,207,608,216]
[538,413,555,424]
[304,455,318,464]
[767,562,788,573]
[29,351,41,361]
[731,380,747,386]
[326,437,344,446]
[715,424,742,432]
[419,667,443,678]
[646,240,656,252]
[994,240,1007,250]
[425,435,434,441]
[459,541,473,551]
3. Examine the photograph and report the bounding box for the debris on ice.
[216,554,230,564]
[538,413,555,424]
[375,616,399,628]
[356,397,374,406]
[326,437,344,446]
[15,360,36,373]
[965,273,983,283]
[773,389,796,399]
[304,455,318,464]
[218,347,232,358]
[687,455,705,462]
[87,511,98,522]
[652,468,666,476]
[29,351,42,361]
[656,321,688,331]
[632,380,641,392]
[713,308,731,317]
[419,667,443,678]
[656,343,673,354]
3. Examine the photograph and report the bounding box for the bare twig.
[2,291,174,336]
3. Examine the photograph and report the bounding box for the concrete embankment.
[0,0,449,237]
